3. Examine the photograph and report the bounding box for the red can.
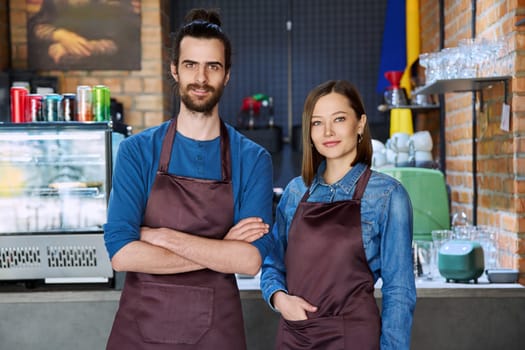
[10,87,28,123]
[25,94,43,122]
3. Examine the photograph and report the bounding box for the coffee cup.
[410,131,433,152]
[391,132,410,152]
[372,151,387,168]
[372,139,385,153]
[385,148,396,164]
[415,150,433,162]
[395,151,410,165]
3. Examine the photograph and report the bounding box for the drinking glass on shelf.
[441,47,461,80]
[484,38,504,77]
[474,37,492,78]
[492,34,513,77]
[419,52,432,85]
[458,38,477,78]
[422,51,442,83]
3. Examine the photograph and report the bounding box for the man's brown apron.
[107,119,246,349]
[276,167,380,350]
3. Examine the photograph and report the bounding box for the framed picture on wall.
[26,0,141,71]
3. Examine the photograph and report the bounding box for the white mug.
[415,150,433,162]
[391,132,410,152]
[395,151,410,164]
[372,139,386,153]
[372,150,387,168]
[410,131,433,152]
[385,148,397,164]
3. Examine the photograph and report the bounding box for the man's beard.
[179,83,224,115]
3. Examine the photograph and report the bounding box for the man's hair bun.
[185,8,222,27]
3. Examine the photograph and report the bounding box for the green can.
[92,85,110,121]
[104,85,111,121]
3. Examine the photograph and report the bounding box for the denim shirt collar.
[309,161,367,195]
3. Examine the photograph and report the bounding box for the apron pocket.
[136,281,214,344]
[280,315,344,350]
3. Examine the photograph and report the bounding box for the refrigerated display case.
[0,122,113,284]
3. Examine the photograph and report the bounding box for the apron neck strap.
[219,120,231,181]
[158,118,231,181]
[158,118,177,173]
[301,166,372,202]
[352,167,371,200]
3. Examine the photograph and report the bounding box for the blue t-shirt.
[103,119,275,260]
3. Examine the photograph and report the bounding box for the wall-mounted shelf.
[413,75,511,226]
[377,104,440,112]
[414,76,511,103]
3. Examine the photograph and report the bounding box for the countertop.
[1,272,523,303]
[237,273,525,298]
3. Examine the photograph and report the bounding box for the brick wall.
[8,0,171,133]
[420,0,525,284]
[0,0,8,70]
[160,0,174,120]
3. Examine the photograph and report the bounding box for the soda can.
[25,94,43,122]
[76,85,92,121]
[10,86,28,123]
[92,85,109,121]
[104,86,111,121]
[61,93,76,121]
[43,93,63,122]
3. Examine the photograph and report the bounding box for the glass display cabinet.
[0,122,113,284]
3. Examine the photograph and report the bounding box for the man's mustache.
[187,84,214,92]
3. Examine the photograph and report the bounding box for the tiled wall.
[420,0,525,283]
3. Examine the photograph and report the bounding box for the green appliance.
[438,240,485,283]
[378,167,450,241]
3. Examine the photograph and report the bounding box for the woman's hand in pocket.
[272,291,318,321]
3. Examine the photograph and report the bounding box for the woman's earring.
[357,133,363,144]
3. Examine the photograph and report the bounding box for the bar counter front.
[1,274,524,350]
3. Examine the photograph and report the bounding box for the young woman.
[261,80,416,349]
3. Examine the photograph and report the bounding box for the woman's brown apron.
[107,119,246,349]
[276,167,380,350]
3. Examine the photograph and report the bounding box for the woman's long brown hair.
[301,80,373,186]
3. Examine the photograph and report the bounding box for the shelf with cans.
[9,84,112,124]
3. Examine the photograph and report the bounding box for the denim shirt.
[260,162,416,350]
